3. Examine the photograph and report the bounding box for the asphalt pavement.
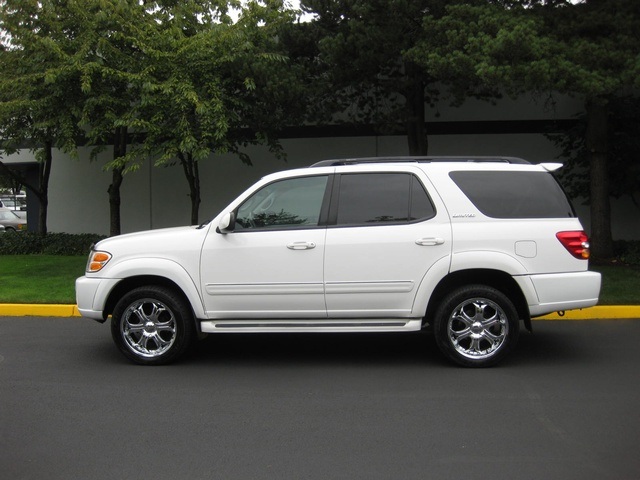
[1,316,639,480]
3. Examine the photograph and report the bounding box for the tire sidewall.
[433,285,520,367]
[111,286,194,365]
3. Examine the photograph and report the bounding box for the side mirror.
[217,212,236,234]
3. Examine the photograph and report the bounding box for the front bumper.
[75,276,120,322]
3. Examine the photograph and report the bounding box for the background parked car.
[0,207,27,232]
[0,196,27,220]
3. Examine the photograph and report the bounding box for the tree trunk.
[585,98,614,259]
[108,126,127,236]
[179,152,201,225]
[108,167,123,236]
[37,140,53,234]
[405,62,428,155]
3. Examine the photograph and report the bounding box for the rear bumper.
[527,271,601,317]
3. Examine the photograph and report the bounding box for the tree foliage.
[551,96,640,209]
[296,0,501,155]
[128,0,298,225]
[67,0,156,236]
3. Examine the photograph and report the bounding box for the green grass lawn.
[0,255,87,304]
[591,264,640,305]
[0,255,638,305]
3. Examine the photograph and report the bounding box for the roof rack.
[310,156,531,167]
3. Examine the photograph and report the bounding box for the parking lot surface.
[1,317,639,480]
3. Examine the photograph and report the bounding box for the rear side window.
[334,173,435,225]
[449,171,575,219]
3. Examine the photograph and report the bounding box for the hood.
[94,225,210,258]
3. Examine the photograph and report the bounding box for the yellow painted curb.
[536,306,640,320]
[0,304,81,317]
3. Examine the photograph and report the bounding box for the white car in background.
[0,196,27,220]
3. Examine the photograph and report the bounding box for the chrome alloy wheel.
[446,298,508,360]
[120,298,177,358]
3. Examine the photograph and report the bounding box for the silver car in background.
[0,207,27,232]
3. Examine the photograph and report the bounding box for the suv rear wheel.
[111,286,195,365]
[433,285,519,367]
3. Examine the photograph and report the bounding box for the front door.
[200,175,330,319]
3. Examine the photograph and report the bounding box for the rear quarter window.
[449,171,575,219]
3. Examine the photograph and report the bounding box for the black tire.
[433,285,519,367]
[111,285,195,365]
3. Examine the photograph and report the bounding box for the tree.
[295,0,495,155]
[0,0,84,233]
[0,0,151,236]
[550,95,640,213]
[406,0,640,258]
[131,0,297,225]
[70,0,157,236]
[0,167,23,195]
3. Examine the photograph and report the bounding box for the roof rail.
[310,156,531,167]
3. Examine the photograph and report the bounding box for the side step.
[200,318,423,333]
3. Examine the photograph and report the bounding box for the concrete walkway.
[0,304,639,319]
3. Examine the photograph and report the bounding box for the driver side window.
[236,175,328,230]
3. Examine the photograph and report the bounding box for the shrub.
[613,240,640,266]
[0,232,107,255]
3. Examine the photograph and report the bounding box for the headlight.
[87,251,112,272]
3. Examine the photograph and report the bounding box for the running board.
[200,318,423,333]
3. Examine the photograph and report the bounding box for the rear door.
[323,167,452,318]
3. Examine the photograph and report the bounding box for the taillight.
[556,231,591,259]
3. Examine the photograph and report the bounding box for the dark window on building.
[335,173,435,226]
[449,171,575,219]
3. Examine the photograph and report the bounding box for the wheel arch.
[104,275,203,332]
[424,269,532,332]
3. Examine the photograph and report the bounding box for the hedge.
[613,240,640,266]
[0,232,107,255]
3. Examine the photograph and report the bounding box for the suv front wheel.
[433,285,520,367]
[111,286,195,365]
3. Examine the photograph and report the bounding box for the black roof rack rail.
[310,156,531,167]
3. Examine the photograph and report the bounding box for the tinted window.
[236,176,328,230]
[449,171,575,219]
[410,176,436,220]
[335,173,435,225]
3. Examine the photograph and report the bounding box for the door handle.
[287,241,316,250]
[415,237,445,246]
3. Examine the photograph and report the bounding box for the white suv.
[76,157,601,367]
